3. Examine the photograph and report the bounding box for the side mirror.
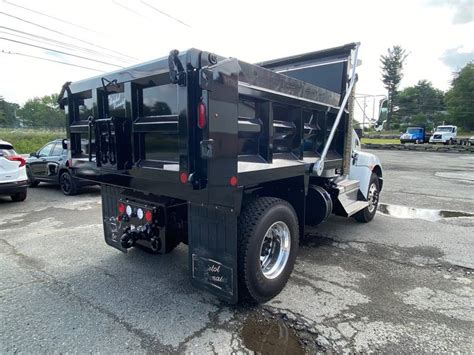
[62,139,69,150]
[29,152,37,157]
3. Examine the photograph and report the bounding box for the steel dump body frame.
[60,43,358,303]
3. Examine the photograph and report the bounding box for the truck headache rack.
[59,43,376,303]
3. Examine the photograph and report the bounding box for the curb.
[362,143,474,154]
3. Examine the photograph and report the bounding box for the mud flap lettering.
[192,255,233,296]
[103,216,127,253]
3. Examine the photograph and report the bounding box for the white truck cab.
[349,131,383,200]
[429,125,457,144]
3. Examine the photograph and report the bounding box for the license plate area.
[103,196,165,253]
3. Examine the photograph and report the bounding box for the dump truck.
[58,42,383,303]
[400,125,431,144]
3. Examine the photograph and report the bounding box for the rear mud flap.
[102,185,127,253]
[189,203,238,303]
[103,215,127,253]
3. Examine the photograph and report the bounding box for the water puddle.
[378,203,474,222]
[241,313,304,355]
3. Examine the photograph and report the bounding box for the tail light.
[197,102,206,129]
[118,202,126,214]
[180,171,188,184]
[229,175,238,187]
[7,156,26,167]
[144,210,153,223]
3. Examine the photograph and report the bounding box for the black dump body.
[59,43,356,302]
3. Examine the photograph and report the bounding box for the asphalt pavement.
[1,150,473,353]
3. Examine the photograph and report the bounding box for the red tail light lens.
[145,210,153,223]
[197,102,206,129]
[229,175,238,187]
[118,202,126,214]
[180,172,188,184]
[7,156,26,167]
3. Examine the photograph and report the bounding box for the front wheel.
[238,197,299,303]
[353,173,380,223]
[59,171,78,195]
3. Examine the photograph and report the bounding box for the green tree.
[394,80,445,130]
[17,94,65,129]
[380,45,408,129]
[445,62,474,131]
[0,96,20,127]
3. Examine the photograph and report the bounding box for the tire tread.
[238,197,298,303]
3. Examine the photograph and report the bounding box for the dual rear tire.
[238,197,299,303]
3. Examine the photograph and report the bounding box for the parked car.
[0,139,28,202]
[26,139,96,195]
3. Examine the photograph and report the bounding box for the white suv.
[0,139,28,202]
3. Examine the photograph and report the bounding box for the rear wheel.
[238,197,299,303]
[11,190,27,202]
[27,167,39,187]
[59,171,78,195]
[353,173,380,223]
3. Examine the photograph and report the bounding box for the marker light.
[137,208,144,220]
[126,205,132,217]
[118,202,126,214]
[197,102,206,129]
[180,172,188,184]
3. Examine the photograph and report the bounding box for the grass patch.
[361,138,400,145]
[0,129,65,154]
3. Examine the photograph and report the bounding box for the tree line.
[1,53,473,131]
[380,46,473,131]
[0,93,65,129]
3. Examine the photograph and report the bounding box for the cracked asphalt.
[1,150,473,353]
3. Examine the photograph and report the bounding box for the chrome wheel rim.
[259,221,291,279]
[367,183,379,213]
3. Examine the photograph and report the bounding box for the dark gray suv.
[26,139,96,195]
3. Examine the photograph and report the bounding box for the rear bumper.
[0,180,28,195]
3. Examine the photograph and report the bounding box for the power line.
[0,10,138,61]
[2,0,102,35]
[0,26,133,64]
[140,0,191,28]
[0,36,124,68]
[1,49,105,72]
[112,0,150,20]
